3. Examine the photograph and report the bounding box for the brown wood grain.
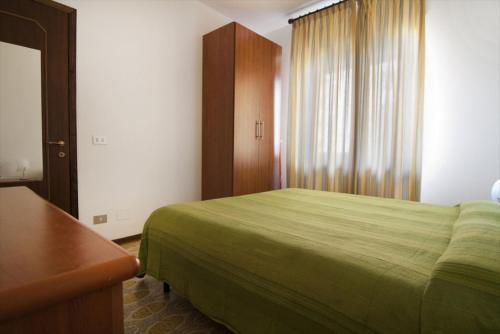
[0,187,138,324]
[0,0,78,216]
[0,284,124,334]
[233,23,261,196]
[202,23,235,200]
[256,28,277,194]
[202,22,281,199]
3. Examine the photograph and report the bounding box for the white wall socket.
[93,214,107,224]
[92,136,107,145]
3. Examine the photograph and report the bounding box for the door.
[233,24,261,196]
[233,23,281,196]
[256,41,280,193]
[0,0,77,217]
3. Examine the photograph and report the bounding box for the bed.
[138,188,500,334]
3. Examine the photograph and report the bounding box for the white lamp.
[16,159,30,180]
[491,180,500,203]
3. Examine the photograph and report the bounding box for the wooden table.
[0,187,139,333]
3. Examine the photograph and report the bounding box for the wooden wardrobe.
[202,22,281,200]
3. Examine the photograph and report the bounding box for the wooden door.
[0,0,77,216]
[233,24,261,196]
[256,41,280,193]
[233,23,281,196]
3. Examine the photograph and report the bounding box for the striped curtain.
[287,0,425,201]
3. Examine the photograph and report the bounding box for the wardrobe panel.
[233,24,261,196]
[257,43,281,193]
[202,24,235,200]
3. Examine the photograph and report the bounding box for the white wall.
[60,0,229,239]
[266,25,292,187]
[0,42,43,180]
[271,0,500,205]
[420,0,500,205]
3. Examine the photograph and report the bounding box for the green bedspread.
[138,188,500,334]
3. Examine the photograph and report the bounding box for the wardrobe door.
[257,43,281,193]
[233,24,262,196]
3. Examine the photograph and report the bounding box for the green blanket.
[139,188,500,333]
[422,201,500,333]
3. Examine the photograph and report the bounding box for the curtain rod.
[288,0,350,24]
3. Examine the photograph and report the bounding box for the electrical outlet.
[93,214,107,224]
[92,136,107,145]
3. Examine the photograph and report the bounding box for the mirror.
[0,41,43,181]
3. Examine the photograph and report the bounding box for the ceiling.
[199,0,325,35]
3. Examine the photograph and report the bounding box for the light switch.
[116,209,129,221]
[92,136,107,145]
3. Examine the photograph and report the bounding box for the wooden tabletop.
[0,187,139,321]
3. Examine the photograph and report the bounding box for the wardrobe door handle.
[255,121,260,139]
[260,121,264,139]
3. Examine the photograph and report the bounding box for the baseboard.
[113,233,142,244]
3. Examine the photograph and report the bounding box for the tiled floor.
[118,239,232,334]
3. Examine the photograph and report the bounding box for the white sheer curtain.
[287,0,425,200]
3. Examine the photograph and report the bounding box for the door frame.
[0,0,78,218]
[68,7,78,218]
